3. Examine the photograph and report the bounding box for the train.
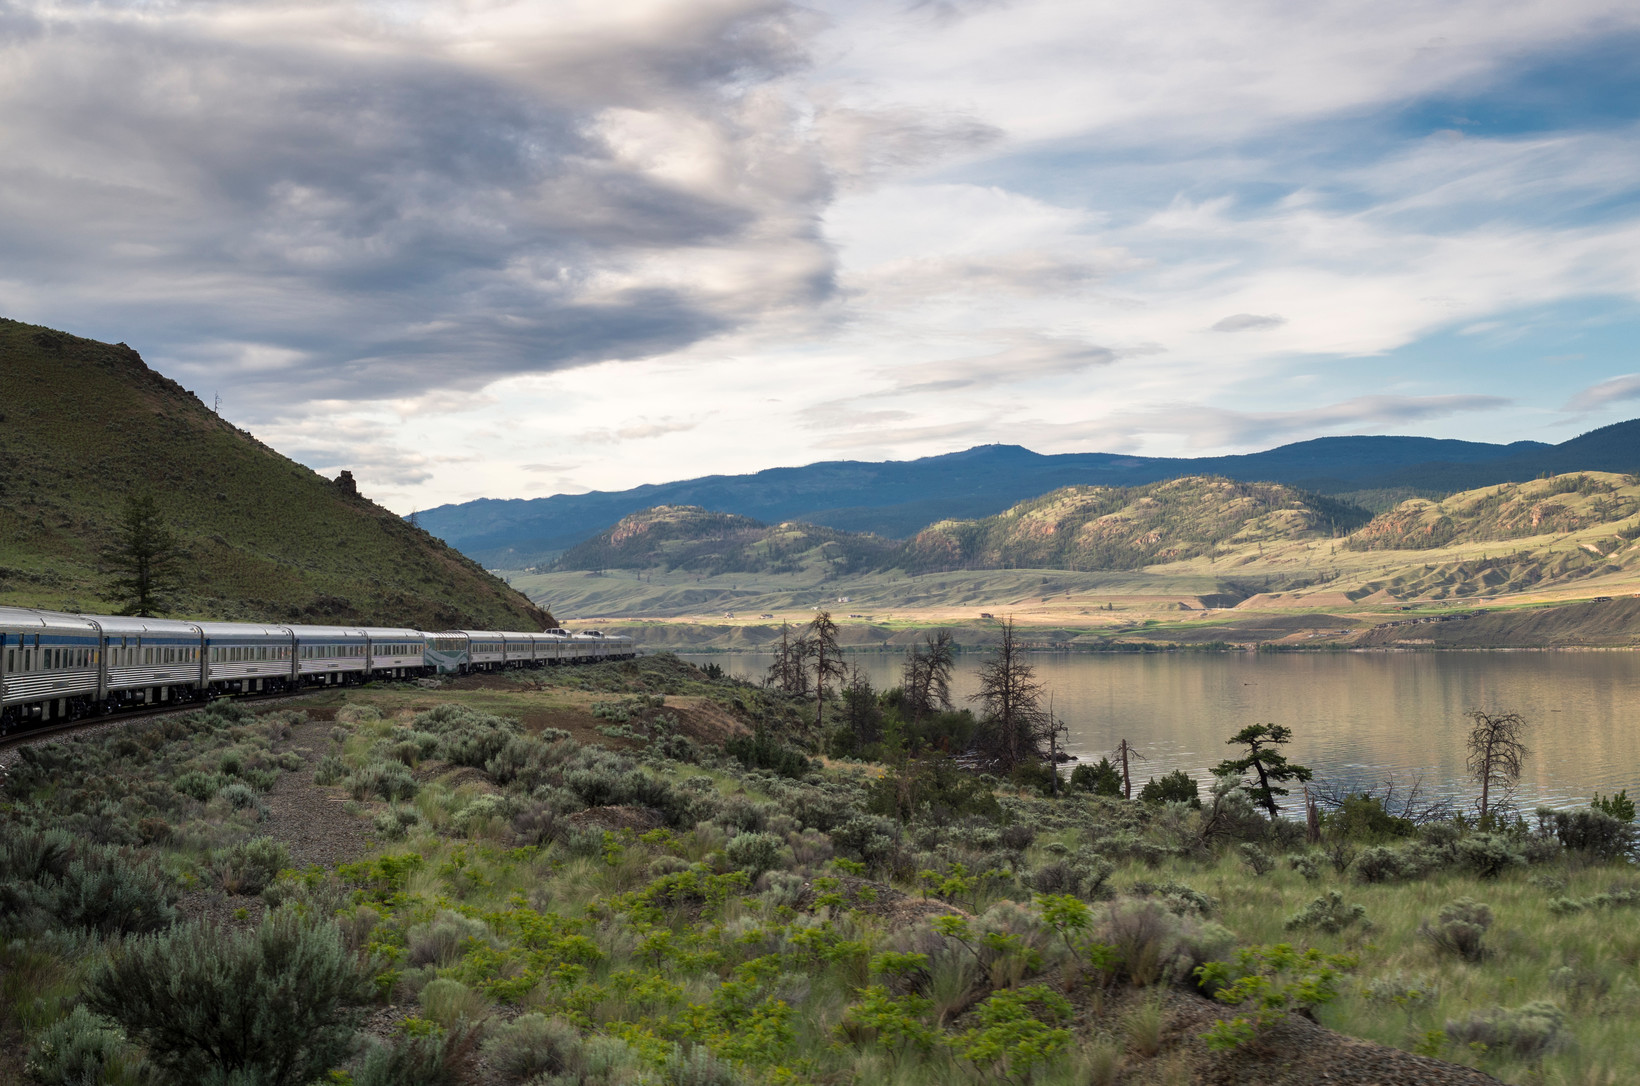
[0,606,635,736]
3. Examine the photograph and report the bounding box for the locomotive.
[0,606,634,735]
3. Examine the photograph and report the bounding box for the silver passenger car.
[96,614,208,711]
[0,607,103,728]
[290,624,370,685]
[200,620,296,696]
[363,627,427,680]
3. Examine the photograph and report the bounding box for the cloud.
[1034,393,1512,451]
[1211,313,1287,333]
[1563,374,1640,412]
[0,0,849,408]
[890,334,1127,393]
[812,416,997,450]
[574,417,705,444]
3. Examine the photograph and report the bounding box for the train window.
[5,649,11,671]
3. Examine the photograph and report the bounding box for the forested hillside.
[0,318,551,629]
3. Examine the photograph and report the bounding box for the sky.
[5,0,1640,514]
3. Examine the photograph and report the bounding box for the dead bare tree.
[1111,738,1145,800]
[901,630,955,722]
[969,617,1051,774]
[764,623,811,696]
[1466,710,1529,828]
[1308,771,1456,825]
[807,611,847,731]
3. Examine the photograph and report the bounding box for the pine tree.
[1214,723,1312,820]
[101,493,182,617]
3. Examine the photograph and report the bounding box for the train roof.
[0,607,104,634]
[85,614,202,638]
[195,620,293,639]
[285,624,370,639]
[359,627,426,638]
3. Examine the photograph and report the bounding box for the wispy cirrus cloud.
[1563,374,1640,412]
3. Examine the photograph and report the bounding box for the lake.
[680,651,1640,814]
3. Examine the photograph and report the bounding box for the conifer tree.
[1214,723,1312,820]
[102,492,182,617]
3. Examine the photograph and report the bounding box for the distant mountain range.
[419,422,1640,567]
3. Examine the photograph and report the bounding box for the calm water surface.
[681,651,1640,812]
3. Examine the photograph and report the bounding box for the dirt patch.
[260,720,372,870]
[1108,987,1501,1086]
[662,696,750,745]
[567,805,666,834]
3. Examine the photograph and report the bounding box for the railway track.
[0,690,328,765]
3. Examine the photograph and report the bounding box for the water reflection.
[681,651,1640,813]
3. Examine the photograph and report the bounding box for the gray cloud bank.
[0,0,901,409]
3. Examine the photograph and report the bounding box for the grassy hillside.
[552,479,1371,581]
[1346,472,1640,551]
[0,318,551,629]
[508,470,1640,650]
[552,505,901,577]
[905,477,1371,572]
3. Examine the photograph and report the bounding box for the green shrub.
[1195,944,1358,1050]
[1420,898,1493,962]
[1284,890,1368,934]
[1543,807,1636,861]
[210,836,291,896]
[314,754,349,786]
[1353,845,1411,884]
[53,854,178,936]
[24,1006,142,1086]
[355,1022,473,1086]
[172,771,221,802]
[1138,770,1200,808]
[1238,843,1276,876]
[725,832,785,878]
[1455,833,1523,879]
[373,803,423,840]
[1069,758,1124,796]
[480,1013,583,1082]
[1592,789,1636,822]
[1445,1001,1567,1059]
[350,761,419,802]
[725,732,813,779]
[1325,794,1415,841]
[218,781,261,812]
[952,984,1072,1084]
[84,910,373,1086]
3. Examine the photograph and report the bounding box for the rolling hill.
[902,477,1373,572]
[552,478,1372,577]
[0,318,552,630]
[1345,472,1640,550]
[552,506,900,577]
[417,422,1640,567]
